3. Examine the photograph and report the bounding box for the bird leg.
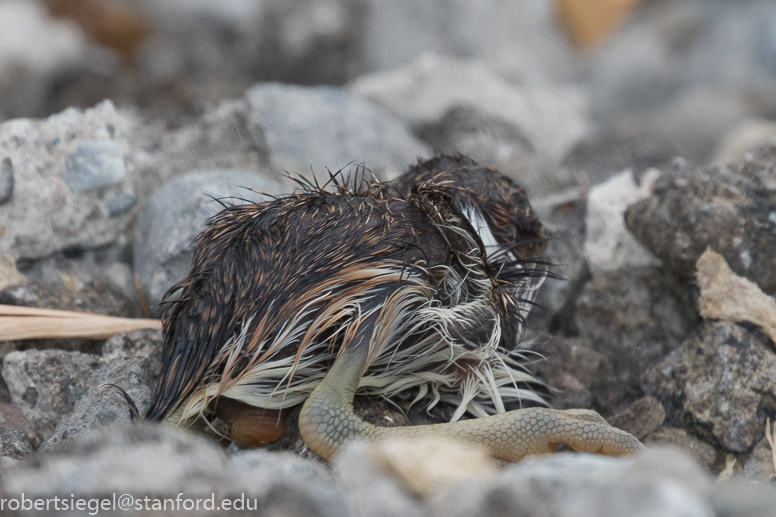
[299,336,644,461]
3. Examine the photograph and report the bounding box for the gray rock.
[608,396,666,441]
[415,104,534,165]
[102,329,163,388]
[625,145,776,293]
[643,428,719,472]
[533,336,611,410]
[710,476,776,517]
[2,350,104,441]
[0,97,274,265]
[562,126,681,187]
[62,140,125,191]
[42,357,154,452]
[228,449,334,485]
[246,82,429,181]
[646,322,776,453]
[528,187,588,331]
[743,437,775,480]
[574,266,697,413]
[133,169,285,308]
[429,448,714,517]
[552,448,715,517]
[3,424,349,516]
[0,101,136,260]
[5,424,229,497]
[0,402,39,459]
[106,191,137,217]
[0,157,13,205]
[128,98,274,202]
[349,54,589,163]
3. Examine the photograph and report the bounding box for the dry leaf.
[0,304,160,340]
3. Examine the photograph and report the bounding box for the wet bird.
[146,155,642,460]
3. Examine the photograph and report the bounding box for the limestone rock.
[102,329,163,387]
[696,249,776,345]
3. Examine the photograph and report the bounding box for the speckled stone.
[62,140,125,191]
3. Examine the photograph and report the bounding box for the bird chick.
[146,155,642,461]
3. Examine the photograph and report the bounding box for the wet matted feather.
[146,156,550,445]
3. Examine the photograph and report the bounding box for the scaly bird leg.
[299,337,644,461]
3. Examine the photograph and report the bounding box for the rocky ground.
[2,0,776,516]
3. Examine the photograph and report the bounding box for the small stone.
[608,396,666,441]
[744,437,776,480]
[106,190,136,217]
[644,428,719,472]
[0,156,13,204]
[247,82,430,181]
[2,349,104,441]
[364,437,497,497]
[62,140,125,191]
[0,402,39,459]
[348,53,589,162]
[333,440,429,517]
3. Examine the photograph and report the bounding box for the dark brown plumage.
[146,156,549,446]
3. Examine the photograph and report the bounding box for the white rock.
[585,169,662,275]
